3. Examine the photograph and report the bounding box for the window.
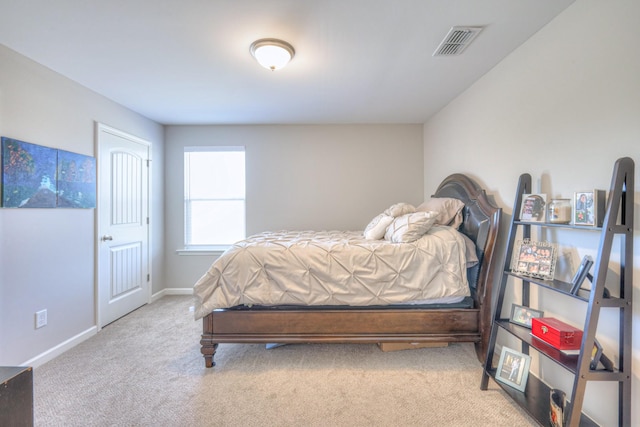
[184,146,245,249]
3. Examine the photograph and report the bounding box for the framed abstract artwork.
[1,137,96,208]
[2,137,58,208]
[57,149,96,208]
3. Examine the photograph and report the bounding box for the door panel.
[109,242,142,300]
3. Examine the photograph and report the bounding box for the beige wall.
[163,124,424,289]
[423,1,639,425]
[0,45,165,365]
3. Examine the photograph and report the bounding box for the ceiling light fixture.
[250,38,295,71]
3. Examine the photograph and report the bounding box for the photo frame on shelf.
[549,388,566,427]
[574,190,606,226]
[589,339,603,370]
[511,239,557,280]
[569,255,594,294]
[519,194,547,222]
[509,304,544,328]
[495,347,531,392]
[589,339,614,371]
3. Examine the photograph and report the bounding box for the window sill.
[176,246,229,256]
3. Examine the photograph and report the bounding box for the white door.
[96,123,150,327]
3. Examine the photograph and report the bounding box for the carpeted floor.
[33,296,537,426]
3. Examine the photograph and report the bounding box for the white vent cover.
[433,26,483,56]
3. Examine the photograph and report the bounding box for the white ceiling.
[0,0,575,125]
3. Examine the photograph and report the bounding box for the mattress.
[193,226,470,319]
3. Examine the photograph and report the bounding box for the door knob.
[101,235,113,241]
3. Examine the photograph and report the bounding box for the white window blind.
[184,146,245,248]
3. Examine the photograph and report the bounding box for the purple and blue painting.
[1,137,96,208]
[57,149,96,208]
[2,137,58,208]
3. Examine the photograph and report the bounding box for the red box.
[531,317,583,350]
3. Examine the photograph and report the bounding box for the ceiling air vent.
[433,26,483,56]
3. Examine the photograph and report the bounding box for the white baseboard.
[22,290,192,368]
[150,287,193,303]
[22,326,98,369]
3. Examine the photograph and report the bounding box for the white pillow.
[383,202,416,218]
[416,197,465,228]
[384,211,438,243]
[363,213,394,240]
[460,233,479,267]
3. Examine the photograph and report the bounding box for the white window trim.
[176,245,230,256]
[184,145,244,153]
[182,145,246,251]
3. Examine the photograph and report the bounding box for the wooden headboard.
[433,173,502,358]
[434,173,501,291]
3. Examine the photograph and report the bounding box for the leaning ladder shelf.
[480,157,634,427]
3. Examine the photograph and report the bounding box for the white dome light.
[250,39,295,71]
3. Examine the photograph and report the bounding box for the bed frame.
[200,173,502,367]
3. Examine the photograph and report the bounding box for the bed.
[195,173,501,368]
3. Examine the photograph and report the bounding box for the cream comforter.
[193,226,470,319]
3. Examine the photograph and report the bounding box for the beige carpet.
[34,296,536,426]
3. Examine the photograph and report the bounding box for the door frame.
[94,122,152,330]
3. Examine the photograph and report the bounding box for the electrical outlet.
[35,309,47,329]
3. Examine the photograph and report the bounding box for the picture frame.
[57,149,96,208]
[511,239,557,280]
[519,193,547,222]
[590,339,614,371]
[549,388,566,427]
[569,255,594,294]
[589,339,603,370]
[574,190,606,226]
[495,346,531,392]
[509,304,544,328]
[1,136,97,209]
[2,137,58,208]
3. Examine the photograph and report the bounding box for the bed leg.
[200,340,218,368]
[201,315,219,368]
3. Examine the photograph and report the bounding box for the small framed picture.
[549,388,566,427]
[509,304,544,328]
[511,239,557,280]
[589,339,614,371]
[519,194,547,222]
[569,255,594,294]
[589,339,603,370]
[495,347,531,392]
[574,190,606,226]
